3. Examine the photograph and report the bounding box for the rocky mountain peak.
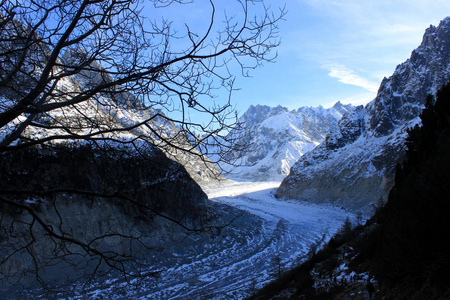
[277,17,450,212]
[218,102,354,181]
[241,104,288,126]
[332,101,344,111]
[368,16,450,136]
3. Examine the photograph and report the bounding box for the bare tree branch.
[0,0,285,161]
[0,0,285,292]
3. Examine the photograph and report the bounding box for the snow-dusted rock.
[219,102,353,181]
[0,45,220,182]
[277,17,450,212]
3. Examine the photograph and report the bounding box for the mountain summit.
[219,102,353,181]
[277,17,450,212]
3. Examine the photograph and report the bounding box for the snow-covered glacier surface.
[37,181,353,299]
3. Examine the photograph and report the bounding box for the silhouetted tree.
[0,0,285,292]
[364,82,450,298]
[0,0,284,161]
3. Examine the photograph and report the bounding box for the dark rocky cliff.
[369,18,450,136]
[0,144,209,289]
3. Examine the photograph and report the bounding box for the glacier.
[19,181,354,299]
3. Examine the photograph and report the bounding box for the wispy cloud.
[295,0,450,79]
[325,64,379,92]
[301,0,450,45]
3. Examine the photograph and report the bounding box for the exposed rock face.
[218,102,353,181]
[0,145,209,289]
[369,19,450,136]
[277,17,450,212]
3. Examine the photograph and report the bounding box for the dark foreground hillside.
[250,83,450,299]
[0,143,210,290]
[359,83,450,299]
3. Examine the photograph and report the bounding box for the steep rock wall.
[277,17,450,212]
[0,145,209,289]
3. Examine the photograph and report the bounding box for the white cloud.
[241,0,450,109]
[297,0,450,76]
[325,64,379,92]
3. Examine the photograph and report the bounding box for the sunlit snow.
[56,180,353,299]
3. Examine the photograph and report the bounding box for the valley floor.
[27,180,354,299]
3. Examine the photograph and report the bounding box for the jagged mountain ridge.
[219,102,354,181]
[64,49,221,182]
[277,17,450,212]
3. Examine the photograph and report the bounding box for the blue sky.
[234,0,450,110]
[145,0,450,122]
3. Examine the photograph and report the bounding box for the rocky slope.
[218,102,353,181]
[0,144,210,289]
[62,48,221,182]
[0,44,219,182]
[277,17,450,212]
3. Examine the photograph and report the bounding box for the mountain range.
[217,102,353,181]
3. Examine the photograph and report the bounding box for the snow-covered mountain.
[219,102,354,181]
[277,17,450,212]
[0,45,219,182]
